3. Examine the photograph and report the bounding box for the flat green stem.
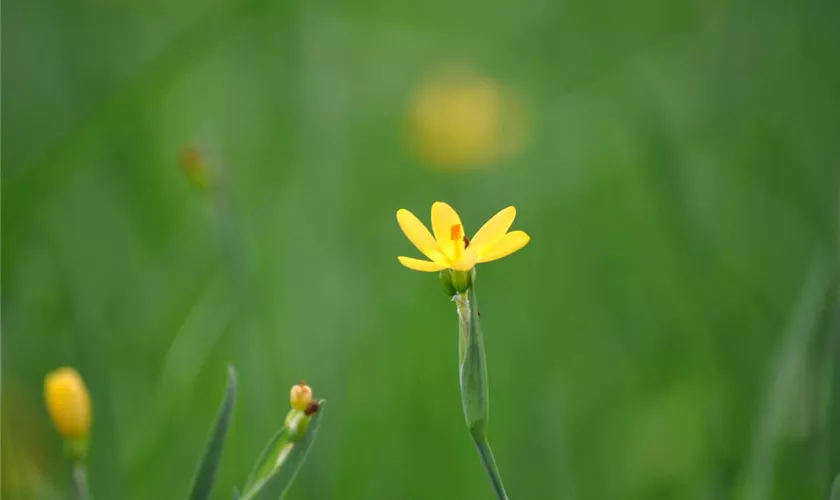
[455,283,510,499]
[474,439,508,500]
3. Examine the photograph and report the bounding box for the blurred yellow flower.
[44,368,91,441]
[409,69,526,168]
[397,202,530,272]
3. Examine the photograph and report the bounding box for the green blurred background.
[4,0,840,498]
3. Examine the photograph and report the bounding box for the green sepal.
[451,270,472,293]
[64,436,90,463]
[284,409,311,442]
[187,366,238,500]
[439,271,457,297]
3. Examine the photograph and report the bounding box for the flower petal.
[431,201,464,261]
[450,246,478,271]
[397,209,446,263]
[470,206,516,255]
[476,231,530,263]
[397,256,447,272]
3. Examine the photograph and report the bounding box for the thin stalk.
[475,439,509,500]
[737,257,831,500]
[72,463,91,500]
[454,280,511,499]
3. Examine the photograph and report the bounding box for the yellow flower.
[408,69,527,169]
[44,368,92,440]
[396,202,530,272]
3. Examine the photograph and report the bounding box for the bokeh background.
[4,0,840,498]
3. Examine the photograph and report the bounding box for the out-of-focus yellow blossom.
[44,368,92,441]
[289,381,313,411]
[397,201,529,272]
[408,69,527,168]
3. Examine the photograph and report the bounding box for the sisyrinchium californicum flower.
[397,201,529,295]
[396,201,527,500]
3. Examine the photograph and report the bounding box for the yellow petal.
[470,206,516,256]
[397,209,446,263]
[450,247,478,271]
[476,231,530,263]
[431,201,464,261]
[398,256,447,272]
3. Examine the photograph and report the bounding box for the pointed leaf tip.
[227,365,238,388]
[187,367,238,500]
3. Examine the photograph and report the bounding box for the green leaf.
[233,487,240,500]
[831,475,840,500]
[242,427,291,493]
[187,366,238,500]
[239,403,325,500]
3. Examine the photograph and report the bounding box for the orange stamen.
[450,224,463,260]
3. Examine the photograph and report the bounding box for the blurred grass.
[3,0,840,498]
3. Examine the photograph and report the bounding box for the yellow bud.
[44,368,92,441]
[289,381,312,411]
[179,146,211,192]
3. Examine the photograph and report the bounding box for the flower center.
[450,224,463,260]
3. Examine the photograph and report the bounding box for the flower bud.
[290,381,312,411]
[439,270,457,297]
[179,146,211,192]
[44,368,92,447]
[450,269,472,293]
[441,269,472,296]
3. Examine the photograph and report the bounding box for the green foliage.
[188,367,237,500]
[2,0,840,498]
[240,408,325,500]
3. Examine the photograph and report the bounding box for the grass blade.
[187,366,238,500]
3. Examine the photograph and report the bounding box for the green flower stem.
[72,463,91,500]
[475,440,508,500]
[454,281,510,500]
